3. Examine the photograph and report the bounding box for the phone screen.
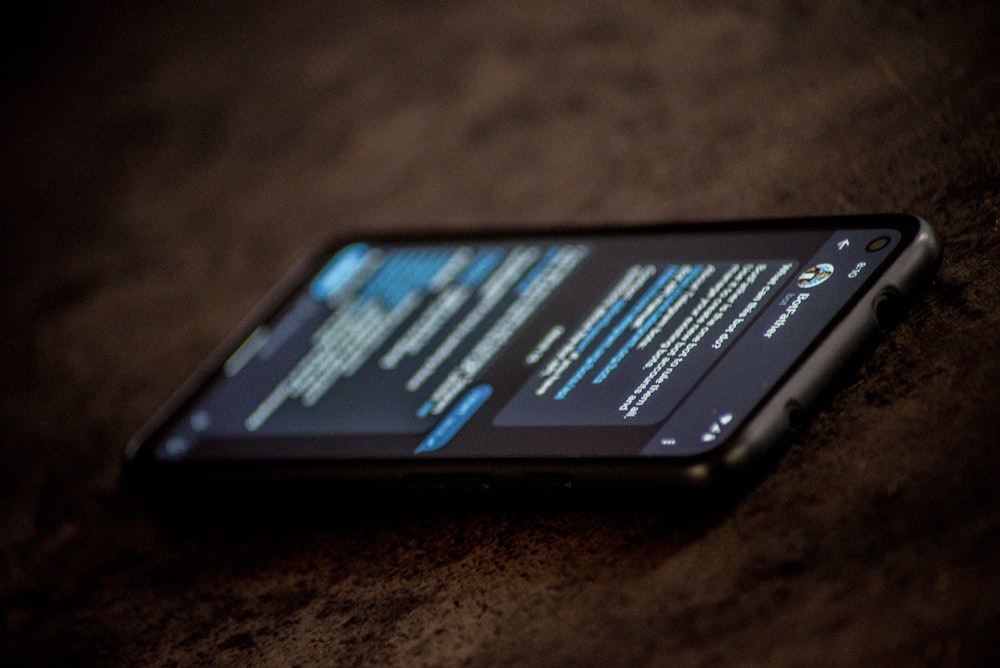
[143,221,908,464]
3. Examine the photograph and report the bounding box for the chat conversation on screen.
[236,241,590,436]
[494,258,796,426]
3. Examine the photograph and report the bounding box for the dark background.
[2,1,998,665]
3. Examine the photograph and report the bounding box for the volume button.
[446,475,491,493]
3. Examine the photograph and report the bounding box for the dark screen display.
[148,224,902,462]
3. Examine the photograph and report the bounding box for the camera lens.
[866,236,891,252]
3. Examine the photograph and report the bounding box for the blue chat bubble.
[414,384,493,454]
[310,243,371,301]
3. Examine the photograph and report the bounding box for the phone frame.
[124,214,941,496]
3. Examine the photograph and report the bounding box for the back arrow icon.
[837,239,850,250]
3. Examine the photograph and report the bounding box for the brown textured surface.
[2,2,999,665]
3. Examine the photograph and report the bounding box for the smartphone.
[125,215,940,499]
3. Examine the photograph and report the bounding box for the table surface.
[2,2,999,665]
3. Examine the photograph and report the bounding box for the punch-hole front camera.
[866,236,891,252]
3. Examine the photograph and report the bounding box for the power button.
[873,288,904,331]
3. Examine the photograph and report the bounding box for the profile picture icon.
[797,263,834,288]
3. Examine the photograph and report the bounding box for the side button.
[525,474,573,492]
[873,287,905,332]
[446,475,492,493]
[404,476,447,494]
[786,400,805,433]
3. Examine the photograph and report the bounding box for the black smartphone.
[125,215,940,498]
